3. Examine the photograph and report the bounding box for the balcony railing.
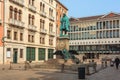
[28,4,36,12]
[49,31,55,36]
[10,0,24,7]
[28,25,37,31]
[49,16,54,21]
[40,11,46,17]
[9,18,24,28]
[40,29,47,34]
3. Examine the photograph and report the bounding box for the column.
[45,48,48,61]
[35,48,38,62]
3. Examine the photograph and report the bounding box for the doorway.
[13,49,18,63]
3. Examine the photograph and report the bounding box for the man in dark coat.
[114,57,120,69]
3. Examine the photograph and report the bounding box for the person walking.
[114,57,120,69]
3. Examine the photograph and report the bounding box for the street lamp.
[1,36,7,64]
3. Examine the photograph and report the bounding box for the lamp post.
[1,36,7,64]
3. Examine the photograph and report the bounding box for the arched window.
[32,0,34,6]
[40,2,42,11]
[40,19,42,29]
[43,4,45,12]
[14,8,17,20]
[32,15,34,25]
[28,14,31,24]
[18,10,22,21]
[43,20,45,29]
[9,6,13,18]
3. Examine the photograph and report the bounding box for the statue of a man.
[60,13,70,37]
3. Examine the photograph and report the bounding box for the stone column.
[35,48,38,62]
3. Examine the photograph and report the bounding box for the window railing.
[40,11,46,17]
[9,0,24,7]
[49,16,54,21]
[40,28,47,34]
[28,4,36,12]
[28,24,37,31]
[49,31,55,36]
[9,18,24,28]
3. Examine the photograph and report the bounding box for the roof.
[70,12,120,22]
[55,0,68,10]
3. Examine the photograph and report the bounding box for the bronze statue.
[60,13,70,37]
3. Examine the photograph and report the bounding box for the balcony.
[49,16,54,21]
[9,0,24,7]
[49,31,55,36]
[28,25,37,31]
[9,18,24,28]
[40,29,47,34]
[28,4,36,12]
[40,11,46,17]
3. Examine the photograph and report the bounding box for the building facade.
[0,0,66,64]
[56,0,68,51]
[69,12,120,60]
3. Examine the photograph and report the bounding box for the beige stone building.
[0,0,60,64]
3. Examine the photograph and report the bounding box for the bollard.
[78,67,85,79]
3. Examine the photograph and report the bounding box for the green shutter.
[38,48,45,60]
[26,47,35,61]
[48,49,54,59]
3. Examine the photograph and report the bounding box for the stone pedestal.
[57,37,69,50]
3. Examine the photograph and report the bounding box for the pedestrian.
[114,56,120,69]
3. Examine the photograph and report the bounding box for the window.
[28,14,31,25]
[49,23,53,33]
[32,35,34,42]
[40,2,45,12]
[49,8,53,17]
[28,35,30,42]
[40,2,42,11]
[26,47,35,61]
[38,48,45,60]
[28,14,35,25]
[7,30,11,39]
[49,37,53,45]
[14,8,17,20]
[28,34,34,43]
[49,0,53,4]
[6,48,11,58]
[29,0,34,6]
[20,49,23,58]
[14,32,18,40]
[32,15,34,25]
[10,6,22,21]
[20,33,23,41]
[18,10,22,21]
[40,35,45,44]
[40,19,45,30]
[9,6,13,18]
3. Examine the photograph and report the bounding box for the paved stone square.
[0,64,120,80]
